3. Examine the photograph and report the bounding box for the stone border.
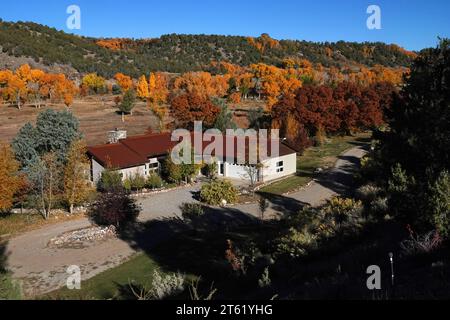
[129,182,196,198]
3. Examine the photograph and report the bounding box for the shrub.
[200,179,238,205]
[124,173,146,192]
[258,267,271,288]
[387,163,420,222]
[111,84,121,95]
[162,156,182,183]
[355,184,381,202]
[276,227,318,258]
[123,178,132,191]
[369,197,389,217]
[97,169,123,192]
[400,228,443,256]
[358,155,382,182]
[202,162,217,180]
[180,202,204,220]
[88,189,140,228]
[322,197,363,224]
[428,170,450,237]
[146,173,163,189]
[149,270,185,300]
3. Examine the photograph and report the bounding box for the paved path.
[4,146,366,296]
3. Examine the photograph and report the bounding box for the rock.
[48,225,117,248]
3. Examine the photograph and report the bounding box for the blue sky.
[1,0,449,50]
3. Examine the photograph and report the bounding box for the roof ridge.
[122,131,171,140]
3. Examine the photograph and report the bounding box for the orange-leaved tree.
[170,93,220,129]
[114,73,133,92]
[0,142,25,212]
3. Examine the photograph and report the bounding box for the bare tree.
[242,162,264,188]
[29,152,62,219]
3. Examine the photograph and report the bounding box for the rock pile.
[48,225,117,248]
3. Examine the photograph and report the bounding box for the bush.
[180,202,204,220]
[162,156,182,183]
[276,227,318,258]
[124,173,146,192]
[97,169,123,192]
[387,163,421,223]
[428,170,450,237]
[322,197,363,224]
[88,189,140,228]
[355,184,381,202]
[202,162,217,179]
[111,84,121,95]
[400,229,443,256]
[369,197,389,217]
[146,173,163,189]
[149,270,185,300]
[200,179,238,205]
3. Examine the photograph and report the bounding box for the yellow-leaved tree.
[0,143,25,212]
[136,75,149,99]
[64,140,94,214]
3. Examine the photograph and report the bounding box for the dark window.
[276,161,284,167]
[219,163,224,175]
[149,162,159,168]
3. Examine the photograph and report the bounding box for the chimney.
[108,128,127,144]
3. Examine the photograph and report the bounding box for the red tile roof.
[88,132,296,169]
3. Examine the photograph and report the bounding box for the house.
[87,130,297,184]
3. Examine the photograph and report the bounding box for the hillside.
[0,19,416,78]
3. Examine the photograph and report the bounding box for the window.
[276,160,284,173]
[148,162,159,174]
[219,163,224,175]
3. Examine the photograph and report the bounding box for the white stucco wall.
[216,152,297,183]
[118,165,146,180]
[91,158,149,184]
[261,153,297,182]
[92,159,105,184]
[225,162,251,180]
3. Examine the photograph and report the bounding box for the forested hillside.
[0,20,416,78]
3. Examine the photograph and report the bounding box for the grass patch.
[260,133,371,195]
[0,211,85,238]
[44,254,162,300]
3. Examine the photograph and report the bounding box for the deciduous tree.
[170,93,220,129]
[64,140,93,214]
[0,143,25,212]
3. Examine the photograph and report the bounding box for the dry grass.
[0,211,85,239]
[0,95,161,145]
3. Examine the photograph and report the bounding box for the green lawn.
[259,133,371,195]
[44,253,161,300]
